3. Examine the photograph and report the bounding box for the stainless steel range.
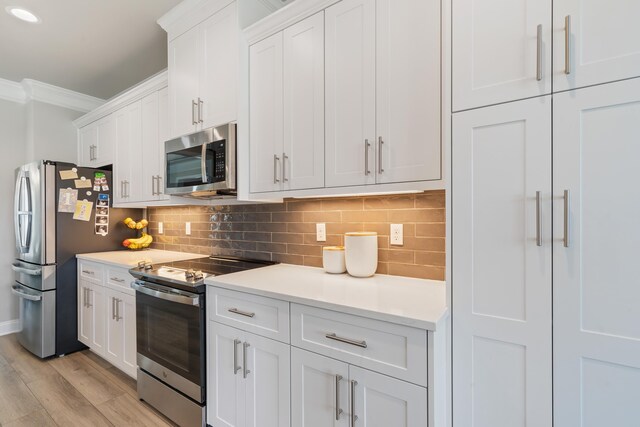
[129,256,275,427]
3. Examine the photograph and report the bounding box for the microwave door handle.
[201,144,209,183]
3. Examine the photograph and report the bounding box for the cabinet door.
[157,87,169,199]
[115,102,142,203]
[243,331,290,427]
[140,91,160,201]
[452,97,552,426]
[120,292,137,378]
[77,280,93,346]
[325,0,376,187]
[104,288,123,367]
[208,322,244,427]
[168,28,200,139]
[350,366,427,427]
[89,283,106,357]
[376,0,441,183]
[113,109,130,204]
[553,79,640,426]
[95,115,115,167]
[249,32,284,193]
[283,12,325,191]
[452,0,551,111]
[78,124,97,167]
[554,0,640,92]
[200,2,238,129]
[291,348,349,427]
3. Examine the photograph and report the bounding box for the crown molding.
[0,76,104,112]
[158,0,233,40]
[73,70,168,128]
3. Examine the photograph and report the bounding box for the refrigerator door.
[11,282,56,358]
[14,162,56,265]
[11,260,56,291]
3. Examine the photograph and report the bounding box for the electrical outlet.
[316,223,326,242]
[185,222,191,235]
[390,224,403,245]
[158,222,164,234]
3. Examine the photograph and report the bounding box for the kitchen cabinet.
[249,12,324,194]
[553,0,640,92]
[140,90,167,201]
[452,96,552,426]
[77,261,137,378]
[452,0,551,111]
[552,78,640,426]
[167,2,239,139]
[208,322,290,427]
[78,115,115,168]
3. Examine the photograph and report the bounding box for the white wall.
[26,101,83,163]
[0,99,26,325]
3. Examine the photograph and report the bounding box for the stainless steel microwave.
[164,123,236,197]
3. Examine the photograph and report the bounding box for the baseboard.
[0,319,20,336]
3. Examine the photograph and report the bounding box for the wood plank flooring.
[0,334,177,427]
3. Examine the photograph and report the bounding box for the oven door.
[164,123,236,196]
[132,281,205,403]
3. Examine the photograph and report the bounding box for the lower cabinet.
[77,261,137,378]
[291,348,427,427]
[208,322,291,427]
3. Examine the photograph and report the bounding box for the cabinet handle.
[325,333,367,348]
[82,269,94,275]
[111,297,116,320]
[125,180,130,198]
[110,277,125,283]
[364,139,370,176]
[157,176,163,194]
[536,191,542,246]
[273,155,280,184]
[192,100,198,125]
[83,288,87,308]
[151,176,157,196]
[564,15,571,75]
[233,339,242,375]
[87,289,92,308]
[378,136,384,174]
[243,342,251,379]
[282,153,289,183]
[536,24,542,81]
[350,380,358,425]
[228,308,255,318]
[335,375,344,421]
[198,98,203,124]
[563,189,570,247]
[116,299,122,321]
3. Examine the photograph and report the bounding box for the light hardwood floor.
[0,334,177,426]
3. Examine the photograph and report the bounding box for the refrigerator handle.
[14,172,33,254]
[11,284,42,302]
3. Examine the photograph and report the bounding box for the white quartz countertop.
[76,249,207,268]
[205,264,447,331]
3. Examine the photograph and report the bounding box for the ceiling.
[0,0,182,100]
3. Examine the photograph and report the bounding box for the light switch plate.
[185,222,191,235]
[390,224,403,245]
[158,222,164,234]
[316,223,326,242]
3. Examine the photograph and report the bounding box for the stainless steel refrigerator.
[12,160,140,358]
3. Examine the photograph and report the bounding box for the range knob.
[185,269,195,279]
[193,270,204,280]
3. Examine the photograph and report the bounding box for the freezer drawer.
[12,260,56,291]
[12,282,55,358]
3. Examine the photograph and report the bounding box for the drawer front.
[78,261,103,282]
[106,267,133,290]
[291,304,428,386]
[209,287,290,343]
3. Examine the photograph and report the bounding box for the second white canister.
[344,232,378,277]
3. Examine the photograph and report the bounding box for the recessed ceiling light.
[5,6,40,23]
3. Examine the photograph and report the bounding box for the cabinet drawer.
[291,304,428,386]
[208,287,290,343]
[78,261,103,282]
[106,267,134,293]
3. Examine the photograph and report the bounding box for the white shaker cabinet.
[553,78,640,426]
[553,0,640,92]
[452,96,553,426]
[78,115,116,168]
[168,26,200,138]
[324,0,376,188]
[78,279,106,357]
[114,101,142,204]
[140,90,167,201]
[452,0,551,111]
[104,288,136,379]
[208,322,290,427]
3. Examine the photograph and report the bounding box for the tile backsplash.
[147,191,445,280]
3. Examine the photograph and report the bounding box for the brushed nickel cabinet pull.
[198,98,203,124]
[283,153,289,182]
[112,297,116,320]
[536,24,543,81]
[565,16,571,75]
[335,375,344,421]
[192,100,198,125]
[243,342,251,379]
[274,155,280,184]
[364,139,371,175]
[350,380,359,425]
[378,136,384,174]
[157,176,163,194]
[325,333,367,348]
[536,191,542,246]
[233,339,242,375]
[564,190,570,247]
[228,308,255,318]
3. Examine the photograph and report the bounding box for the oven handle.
[131,281,200,307]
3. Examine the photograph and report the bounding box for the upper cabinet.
[78,115,115,168]
[247,0,442,197]
[167,2,239,139]
[553,0,640,92]
[452,0,551,111]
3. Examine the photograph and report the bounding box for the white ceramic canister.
[322,246,346,274]
[344,232,378,277]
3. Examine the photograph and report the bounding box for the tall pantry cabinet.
[452,1,640,426]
